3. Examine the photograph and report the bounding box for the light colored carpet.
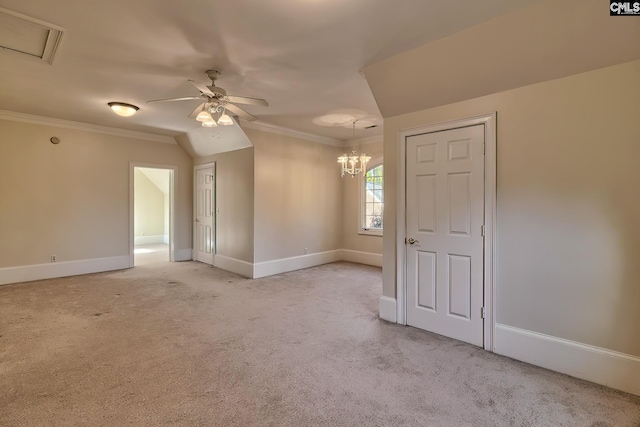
[0,261,638,426]
[134,243,169,265]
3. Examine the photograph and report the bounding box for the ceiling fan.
[147,70,268,126]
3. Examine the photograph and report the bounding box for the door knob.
[407,238,419,245]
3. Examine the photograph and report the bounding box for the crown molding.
[0,110,177,144]
[239,119,343,147]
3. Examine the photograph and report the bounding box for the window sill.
[358,229,383,237]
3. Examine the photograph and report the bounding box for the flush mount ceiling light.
[108,102,139,117]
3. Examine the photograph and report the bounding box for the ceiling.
[138,167,170,195]
[0,0,540,142]
[364,0,640,118]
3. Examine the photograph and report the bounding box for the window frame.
[358,159,383,237]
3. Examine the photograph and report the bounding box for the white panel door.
[195,167,214,264]
[406,125,485,347]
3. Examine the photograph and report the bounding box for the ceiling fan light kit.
[108,102,139,117]
[147,70,269,128]
[195,104,233,127]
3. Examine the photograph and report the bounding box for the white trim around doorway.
[396,113,497,351]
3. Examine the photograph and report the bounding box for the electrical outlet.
[50,255,57,262]
[304,248,308,255]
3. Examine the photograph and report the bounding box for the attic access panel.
[0,7,64,64]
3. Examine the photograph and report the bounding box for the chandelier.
[195,104,234,127]
[338,121,371,177]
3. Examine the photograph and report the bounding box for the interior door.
[405,125,485,346]
[195,167,214,264]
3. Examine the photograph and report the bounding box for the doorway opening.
[129,164,176,267]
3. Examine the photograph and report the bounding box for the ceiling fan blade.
[226,95,269,107]
[188,80,215,97]
[187,103,206,119]
[147,96,203,103]
[224,103,256,121]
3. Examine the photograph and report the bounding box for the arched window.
[360,162,383,235]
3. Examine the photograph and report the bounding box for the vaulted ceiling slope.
[364,0,640,118]
[0,0,539,141]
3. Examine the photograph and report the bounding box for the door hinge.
[481,307,486,319]
[481,225,486,237]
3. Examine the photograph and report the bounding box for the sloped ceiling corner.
[363,0,640,118]
[175,120,253,160]
[138,168,171,194]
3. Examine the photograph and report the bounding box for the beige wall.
[383,60,640,356]
[194,128,379,266]
[341,141,383,255]
[196,148,255,263]
[248,128,343,263]
[0,120,192,267]
[134,169,165,238]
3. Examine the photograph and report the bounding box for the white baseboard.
[196,248,380,278]
[163,235,169,244]
[174,249,192,262]
[214,255,253,278]
[253,250,342,279]
[134,235,166,245]
[340,249,383,267]
[379,296,397,323]
[494,323,640,396]
[0,256,130,286]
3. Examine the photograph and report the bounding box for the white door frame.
[129,162,177,267]
[396,113,497,351]
[193,162,216,264]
